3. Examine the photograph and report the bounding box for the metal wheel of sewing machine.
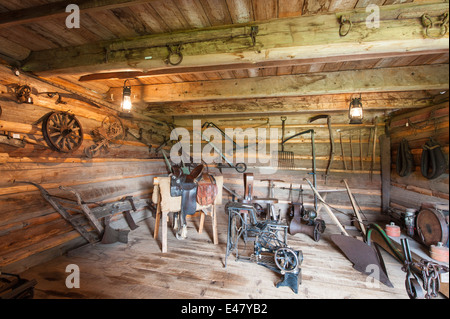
[274,247,299,274]
[224,202,303,293]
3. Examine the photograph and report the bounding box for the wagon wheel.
[101,115,125,142]
[274,247,299,274]
[42,112,83,153]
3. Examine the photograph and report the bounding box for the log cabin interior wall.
[389,100,449,210]
[0,65,169,273]
[0,0,449,282]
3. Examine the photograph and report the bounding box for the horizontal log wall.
[389,101,449,210]
[174,111,386,227]
[0,68,169,273]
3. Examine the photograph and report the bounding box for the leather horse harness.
[421,138,447,180]
[396,138,447,180]
[170,164,218,239]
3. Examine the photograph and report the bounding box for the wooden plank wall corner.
[389,100,449,210]
[0,66,168,273]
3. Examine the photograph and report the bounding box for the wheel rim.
[43,112,83,153]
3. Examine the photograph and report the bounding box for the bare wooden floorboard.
[19,206,413,299]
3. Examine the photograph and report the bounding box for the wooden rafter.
[78,49,449,82]
[107,64,449,103]
[143,91,439,117]
[20,1,450,76]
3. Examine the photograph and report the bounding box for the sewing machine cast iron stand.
[224,202,303,294]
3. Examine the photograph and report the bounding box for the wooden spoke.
[42,111,84,153]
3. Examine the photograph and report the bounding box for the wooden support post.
[380,134,391,214]
[371,117,379,182]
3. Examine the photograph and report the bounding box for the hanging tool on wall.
[278,116,295,170]
[200,126,247,173]
[396,138,414,177]
[39,92,102,108]
[202,121,259,152]
[337,129,348,170]
[421,138,447,180]
[284,130,317,211]
[308,115,335,184]
[84,115,125,158]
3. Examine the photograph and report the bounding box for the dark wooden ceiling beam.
[0,0,153,28]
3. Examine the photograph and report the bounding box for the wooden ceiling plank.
[149,0,190,31]
[22,2,449,76]
[277,0,304,18]
[383,0,414,5]
[252,0,278,21]
[328,0,358,12]
[355,0,385,8]
[429,53,450,64]
[0,36,31,61]
[0,25,59,51]
[109,6,155,36]
[225,0,254,23]
[302,0,333,15]
[198,0,233,26]
[132,3,172,34]
[87,9,141,38]
[408,53,449,66]
[81,12,119,40]
[176,0,212,28]
[291,64,311,74]
[107,64,449,103]
[0,0,160,28]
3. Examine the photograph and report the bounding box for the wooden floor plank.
[19,207,421,299]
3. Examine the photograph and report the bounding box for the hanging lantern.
[121,80,132,112]
[349,97,363,124]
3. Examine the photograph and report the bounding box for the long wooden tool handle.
[304,178,349,236]
[342,179,366,236]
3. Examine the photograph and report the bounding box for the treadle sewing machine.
[224,202,303,293]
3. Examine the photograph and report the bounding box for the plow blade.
[331,234,394,288]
